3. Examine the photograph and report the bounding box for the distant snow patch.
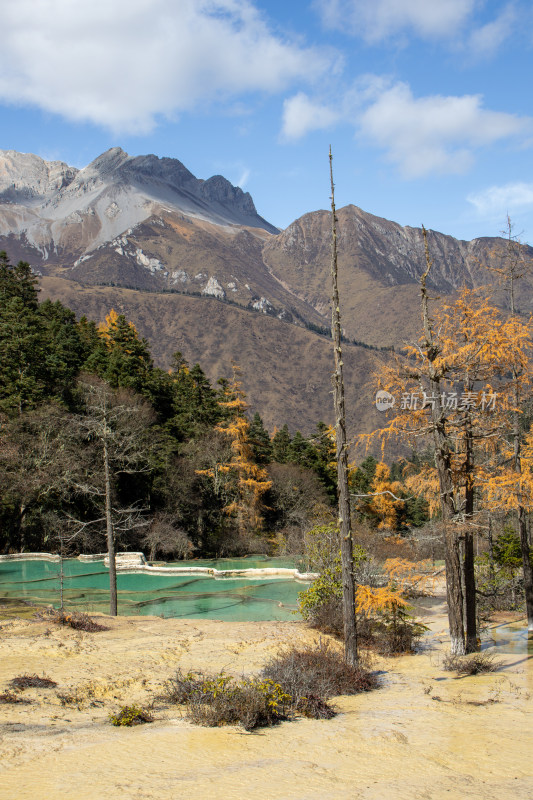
[227,281,237,292]
[171,269,190,284]
[135,248,164,273]
[252,296,273,313]
[73,253,92,267]
[202,276,226,299]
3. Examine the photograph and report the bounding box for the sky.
[1,0,533,244]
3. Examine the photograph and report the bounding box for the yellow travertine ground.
[0,593,531,800]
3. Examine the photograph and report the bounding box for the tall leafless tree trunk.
[463,416,478,652]
[490,218,533,633]
[420,231,466,654]
[512,390,533,633]
[76,377,154,617]
[329,147,358,667]
[103,432,118,616]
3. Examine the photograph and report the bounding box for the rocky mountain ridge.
[3,147,533,435]
[262,205,533,345]
[3,148,532,347]
[0,147,277,262]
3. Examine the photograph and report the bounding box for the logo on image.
[375,390,395,412]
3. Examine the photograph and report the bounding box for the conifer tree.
[271,424,291,463]
[366,236,533,652]
[248,412,272,464]
[197,366,271,539]
[0,253,84,414]
[84,309,153,394]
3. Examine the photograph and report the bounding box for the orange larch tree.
[198,366,271,540]
[364,229,532,652]
[363,462,406,530]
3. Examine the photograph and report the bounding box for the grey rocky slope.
[0,146,277,258]
[2,146,533,369]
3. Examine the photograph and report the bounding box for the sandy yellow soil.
[0,595,531,800]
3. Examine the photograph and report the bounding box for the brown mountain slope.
[39,276,388,442]
[59,211,326,330]
[262,205,533,347]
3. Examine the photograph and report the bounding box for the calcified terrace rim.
[0,552,318,582]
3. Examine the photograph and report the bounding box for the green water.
[484,620,533,655]
[0,557,305,621]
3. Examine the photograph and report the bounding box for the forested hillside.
[0,253,426,560]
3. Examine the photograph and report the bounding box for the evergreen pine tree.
[0,254,50,414]
[248,412,272,464]
[271,424,291,463]
[286,430,313,467]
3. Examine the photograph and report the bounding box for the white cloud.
[466,5,516,58]
[237,167,251,188]
[281,79,531,179]
[357,82,529,178]
[314,0,475,42]
[281,93,341,140]
[0,0,333,134]
[467,183,533,215]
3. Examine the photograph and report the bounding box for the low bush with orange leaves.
[299,527,434,654]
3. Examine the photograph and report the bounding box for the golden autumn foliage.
[355,559,434,615]
[197,366,271,536]
[404,464,441,517]
[355,583,409,614]
[364,285,533,521]
[366,462,405,529]
[98,308,139,342]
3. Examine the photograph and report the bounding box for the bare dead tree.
[419,231,466,654]
[329,147,358,667]
[74,376,155,616]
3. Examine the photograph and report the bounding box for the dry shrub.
[294,694,336,719]
[38,608,109,632]
[307,597,344,638]
[109,705,153,726]
[189,679,292,731]
[162,645,378,731]
[56,692,79,707]
[8,674,57,690]
[162,668,217,704]
[0,690,29,704]
[261,640,378,706]
[442,651,501,675]
[163,671,292,731]
[370,616,428,655]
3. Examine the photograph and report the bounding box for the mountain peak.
[85,147,130,176]
[0,150,78,203]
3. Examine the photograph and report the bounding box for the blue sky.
[1,0,532,243]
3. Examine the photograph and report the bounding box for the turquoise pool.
[0,556,306,621]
